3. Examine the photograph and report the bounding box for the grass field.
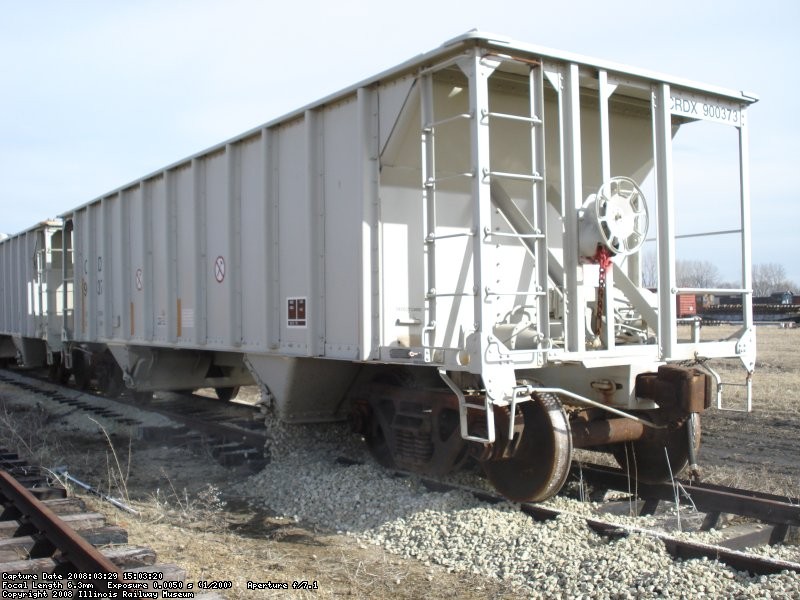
[691,324,800,496]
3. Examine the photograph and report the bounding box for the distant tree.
[752,263,796,297]
[676,259,720,289]
[641,251,657,288]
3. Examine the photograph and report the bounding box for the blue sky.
[1,1,797,284]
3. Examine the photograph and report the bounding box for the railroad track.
[115,392,267,467]
[3,367,799,578]
[407,469,800,577]
[0,449,225,597]
[0,369,267,471]
[569,462,800,548]
[329,452,800,576]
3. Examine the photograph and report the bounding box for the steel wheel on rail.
[483,392,573,503]
[48,354,70,384]
[47,355,60,382]
[57,360,70,384]
[97,352,124,398]
[364,397,397,469]
[71,350,91,390]
[356,368,421,471]
[612,413,701,484]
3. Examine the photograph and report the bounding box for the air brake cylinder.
[578,177,649,258]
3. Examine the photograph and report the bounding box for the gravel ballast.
[236,410,800,599]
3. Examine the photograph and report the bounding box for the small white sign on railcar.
[287,297,307,328]
[214,256,226,283]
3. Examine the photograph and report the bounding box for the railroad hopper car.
[0,33,757,502]
[0,221,67,371]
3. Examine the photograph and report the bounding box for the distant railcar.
[0,221,65,370]
[676,294,697,318]
[0,33,758,502]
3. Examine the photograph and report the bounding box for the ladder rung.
[485,288,545,298]
[426,230,475,242]
[483,228,544,240]
[483,169,543,183]
[424,112,473,130]
[482,109,542,125]
[426,290,476,299]
[425,172,474,187]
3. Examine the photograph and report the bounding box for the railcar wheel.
[47,352,71,385]
[215,386,240,402]
[98,372,123,397]
[97,353,124,398]
[612,414,701,484]
[355,367,454,473]
[47,356,61,382]
[483,392,572,503]
[364,398,396,469]
[57,360,70,384]
[71,351,91,390]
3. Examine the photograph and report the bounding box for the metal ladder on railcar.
[61,223,75,344]
[33,232,47,337]
[419,59,550,444]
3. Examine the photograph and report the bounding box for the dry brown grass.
[685,325,800,497]
[0,397,64,465]
[97,497,519,600]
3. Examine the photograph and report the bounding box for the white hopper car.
[0,33,757,501]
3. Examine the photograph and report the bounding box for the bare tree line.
[640,252,797,296]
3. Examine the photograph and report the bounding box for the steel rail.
[570,462,800,527]
[0,469,138,592]
[515,499,800,576]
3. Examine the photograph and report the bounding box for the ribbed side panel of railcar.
[66,96,369,360]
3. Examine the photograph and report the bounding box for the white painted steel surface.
[66,102,368,361]
[47,33,756,417]
[0,220,65,365]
